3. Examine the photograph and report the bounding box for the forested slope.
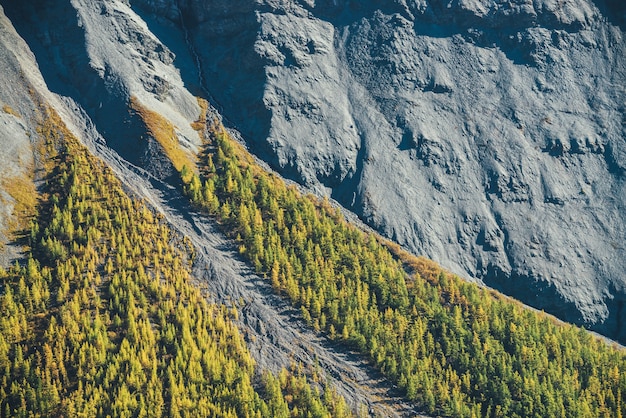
[0,105,352,417]
[183,114,626,418]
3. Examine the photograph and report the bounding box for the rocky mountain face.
[0,0,624,345]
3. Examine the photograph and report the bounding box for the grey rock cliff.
[0,5,38,266]
[133,0,626,341]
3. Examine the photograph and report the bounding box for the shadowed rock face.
[1,0,624,343]
[2,0,201,181]
[132,0,626,341]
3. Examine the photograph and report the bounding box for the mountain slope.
[0,1,625,416]
[180,107,626,418]
[131,0,626,341]
[0,102,355,417]
[0,4,420,415]
[4,0,625,341]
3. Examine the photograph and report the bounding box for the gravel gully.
[64,98,428,417]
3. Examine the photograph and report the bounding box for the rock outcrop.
[3,0,201,181]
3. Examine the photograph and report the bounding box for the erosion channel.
[63,97,426,417]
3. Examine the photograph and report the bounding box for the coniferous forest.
[1,96,625,418]
[0,106,352,417]
[182,114,626,418]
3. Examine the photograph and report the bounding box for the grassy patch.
[2,104,20,118]
[191,97,209,132]
[1,174,37,234]
[130,96,194,172]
